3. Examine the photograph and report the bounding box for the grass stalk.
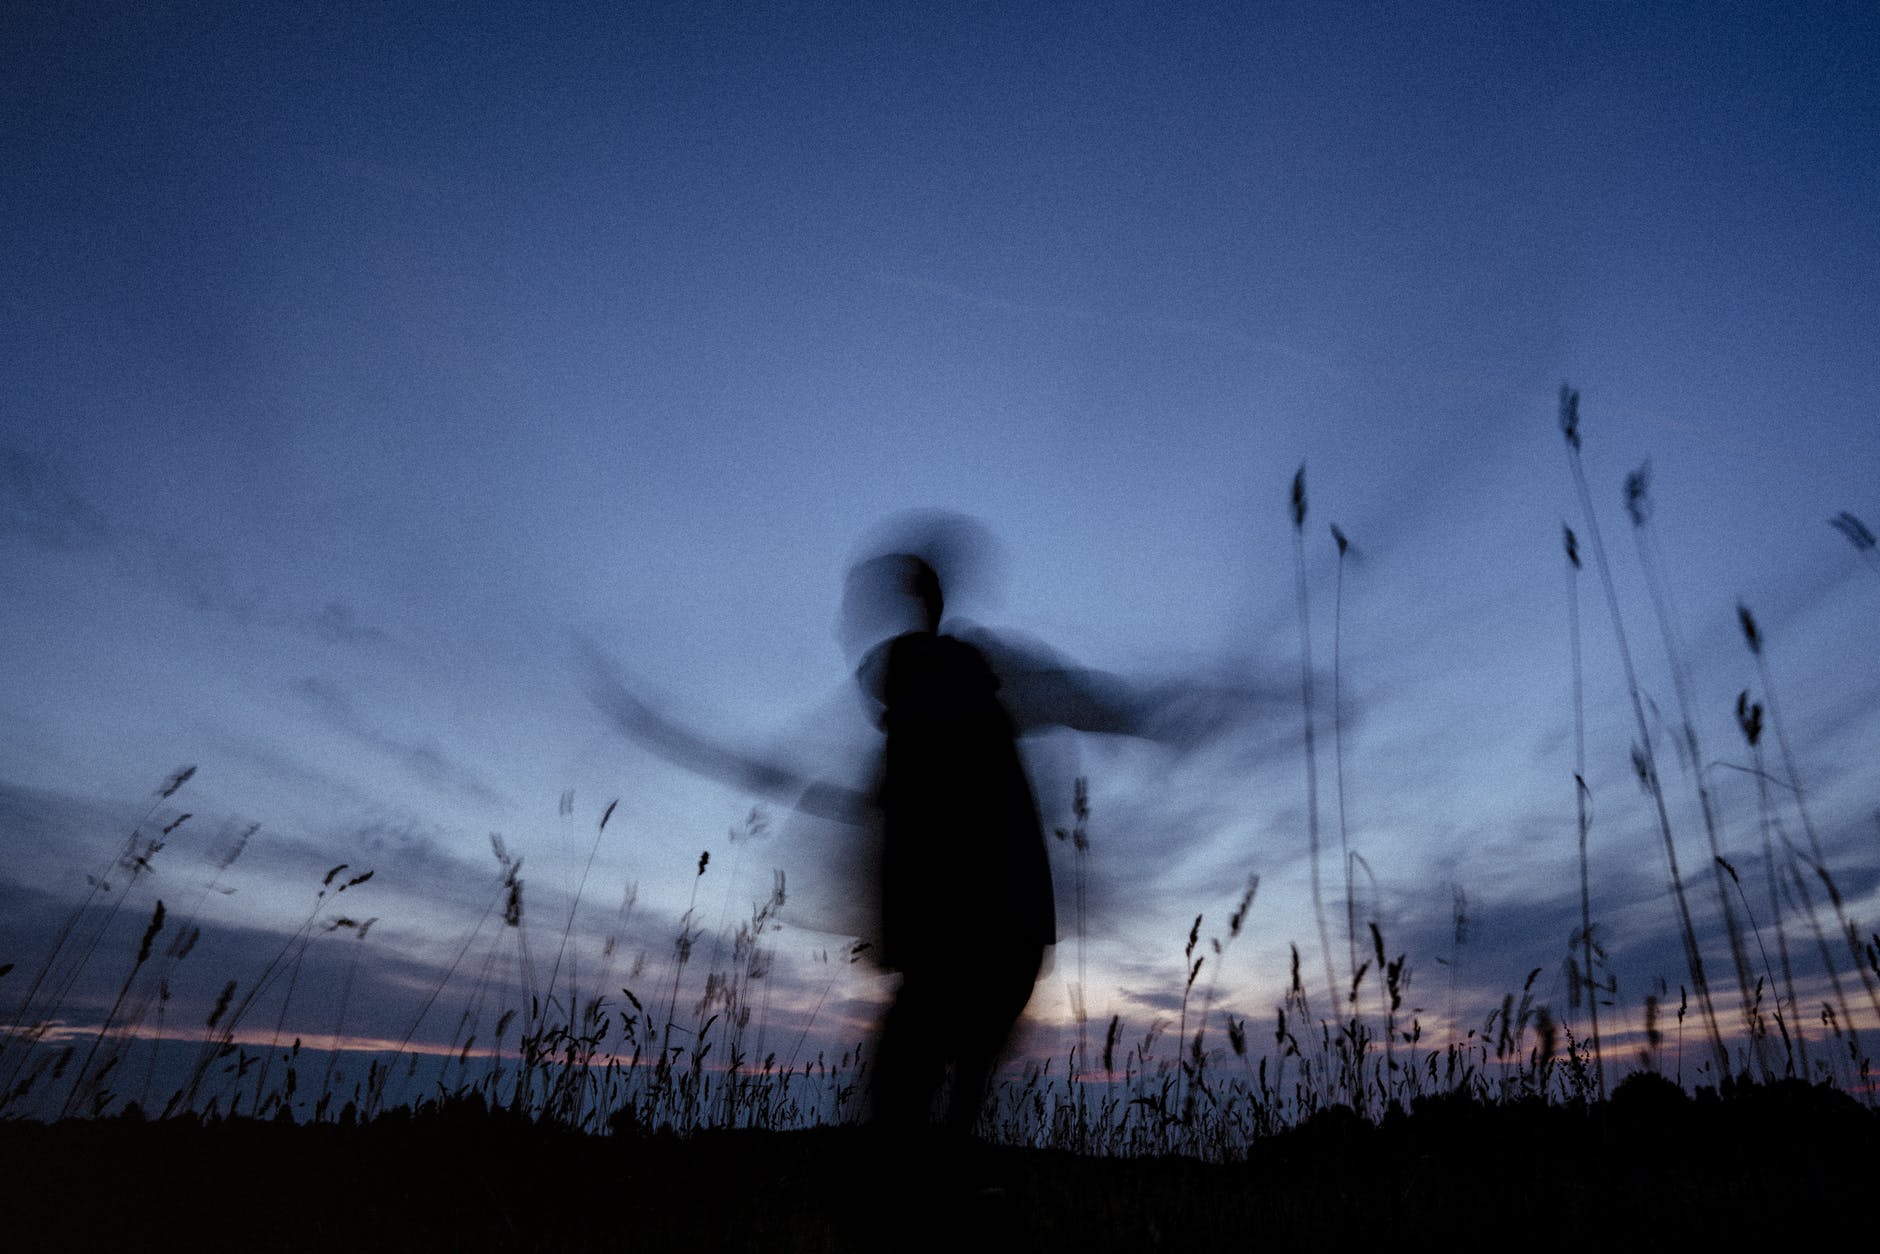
[1736,693,1810,1076]
[1563,523,1605,1096]
[1557,385,1727,1076]
[59,898,164,1118]
[1625,465,1761,1073]
[1288,465,1339,1039]
[1330,523,1358,992]
[1738,604,1880,1039]
[0,768,191,1098]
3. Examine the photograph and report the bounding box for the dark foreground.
[3,1077,1873,1251]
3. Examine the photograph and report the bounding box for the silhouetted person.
[580,510,1286,1144]
[859,552,1051,1135]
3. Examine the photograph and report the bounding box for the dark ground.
[2,1076,1872,1251]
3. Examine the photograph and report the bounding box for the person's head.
[904,554,943,631]
[838,509,1000,659]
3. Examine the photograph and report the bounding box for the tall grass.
[1,757,1870,1157]
[1562,523,1605,1096]
[1052,777,1091,1081]
[3,398,1875,1156]
[1557,385,1728,1076]
[1625,463,1761,1072]
[1287,464,1339,1036]
[1737,604,1880,1052]
[1733,692,1806,1074]
[0,766,193,1101]
[1329,521,1359,1000]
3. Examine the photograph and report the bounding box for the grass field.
[4,389,1878,1246]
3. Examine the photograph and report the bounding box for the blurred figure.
[582,509,1288,1139]
[851,545,1051,1135]
[842,510,1264,1138]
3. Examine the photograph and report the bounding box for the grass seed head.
[1558,383,1580,449]
[1624,461,1652,527]
[1737,602,1762,654]
[136,900,166,964]
[214,822,257,871]
[1829,511,1876,551]
[169,924,200,959]
[1228,875,1259,937]
[207,979,236,1027]
[1735,691,1763,745]
[503,863,524,927]
[157,765,196,800]
[1630,744,1654,792]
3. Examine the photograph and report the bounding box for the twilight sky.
[4,1,1877,1097]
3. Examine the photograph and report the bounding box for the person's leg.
[942,942,1043,1136]
[870,968,948,1131]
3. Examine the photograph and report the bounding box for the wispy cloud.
[295,677,506,807]
[0,445,109,553]
[872,270,1335,368]
[6,446,406,665]
[310,600,391,647]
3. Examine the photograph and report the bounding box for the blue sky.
[4,1,1878,1102]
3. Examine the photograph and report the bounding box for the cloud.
[871,271,1334,368]
[0,444,260,617]
[3,448,397,651]
[294,677,506,807]
[1113,983,1190,1017]
[248,817,494,919]
[0,445,109,553]
[0,778,162,894]
[139,539,268,622]
[310,600,390,647]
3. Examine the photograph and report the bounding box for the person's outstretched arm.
[958,624,1292,746]
[575,633,870,824]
